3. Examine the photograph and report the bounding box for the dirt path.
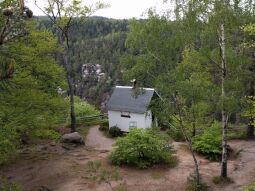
[85,126,115,151]
[0,127,255,191]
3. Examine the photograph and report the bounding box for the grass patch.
[0,177,23,191]
[151,171,165,180]
[165,155,178,168]
[186,173,208,191]
[85,160,121,183]
[227,130,246,140]
[212,176,234,185]
[227,123,246,140]
[77,126,91,137]
[114,183,128,191]
[33,129,61,141]
[186,182,208,191]
[244,181,255,191]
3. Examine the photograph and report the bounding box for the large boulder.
[62,132,84,145]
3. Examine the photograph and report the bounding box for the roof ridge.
[115,86,155,91]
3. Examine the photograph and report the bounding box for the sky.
[26,0,172,19]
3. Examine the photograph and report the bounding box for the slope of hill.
[38,16,129,108]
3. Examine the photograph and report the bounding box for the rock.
[2,7,14,17]
[50,142,56,147]
[62,132,84,145]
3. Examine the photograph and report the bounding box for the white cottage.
[107,86,158,132]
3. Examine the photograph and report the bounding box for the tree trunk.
[188,139,200,185]
[192,122,196,137]
[63,53,77,132]
[219,23,228,178]
[247,124,254,139]
[58,29,77,132]
[68,77,76,132]
[174,95,200,185]
[221,119,228,178]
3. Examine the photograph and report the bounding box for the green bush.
[0,127,17,165]
[33,129,61,140]
[0,177,22,191]
[99,120,109,132]
[109,126,122,137]
[192,121,222,161]
[167,128,185,141]
[212,176,233,185]
[73,97,100,124]
[167,116,185,141]
[100,120,109,127]
[244,181,255,191]
[110,128,174,168]
[186,173,208,191]
[99,125,109,132]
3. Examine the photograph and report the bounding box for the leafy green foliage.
[99,125,109,132]
[244,181,255,191]
[186,173,208,191]
[242,23,255,48]
[212,176,234,185]
[167,128,185,142]
[33,129,61,141]
[0,177,22,191]
[0,127,17,165]
[110,128,174,168]
[192,122,222,160]
[74,96,100,123]
[109,126,122,137]
[243,96,255,126]
[0,20,68,164]
[122,14,183,88]
[166,116,185,141]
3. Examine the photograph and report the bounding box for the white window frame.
[129,121,137,128]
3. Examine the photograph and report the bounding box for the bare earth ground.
[1,125,255,191]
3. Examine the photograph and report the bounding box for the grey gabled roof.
[107,86,156,114]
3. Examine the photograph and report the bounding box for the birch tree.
[218,23,228,178]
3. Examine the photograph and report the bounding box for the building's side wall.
[108,110,152,132]
[145,110,153,128]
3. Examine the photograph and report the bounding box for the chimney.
[131,79,137,89]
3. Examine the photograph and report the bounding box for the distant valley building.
[107,86,158,132]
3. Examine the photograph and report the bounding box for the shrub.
[0,127,17,165]
[186,173,208,191]
[99,120,109,132]
[110,128,174,168]
[244,181,255,191]
[99,125,109,132]
[0,177,22,191]
[192,121,222,161]
[167,116,185,141]
[72,97,100,124]
[100,120,109,127]
[212,176,234,185]
[167,128,185,141]
[109,126,122,137]
[33,129,61,140]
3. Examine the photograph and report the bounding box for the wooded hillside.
[39,16,129,106]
